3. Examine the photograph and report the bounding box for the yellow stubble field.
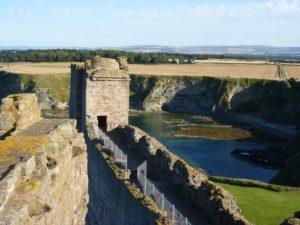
[0,62,300,80]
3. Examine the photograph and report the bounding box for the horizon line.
[1,44,300,49]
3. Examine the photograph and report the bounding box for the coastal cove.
[129,112,279,182]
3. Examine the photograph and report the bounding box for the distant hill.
[105,45,300,58]
[1,45,300,57]
[1,46,300,62]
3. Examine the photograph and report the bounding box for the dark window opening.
[97,116,107,132]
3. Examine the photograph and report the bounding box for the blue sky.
[1,0,300,47]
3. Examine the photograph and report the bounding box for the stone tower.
[70,56,130,132]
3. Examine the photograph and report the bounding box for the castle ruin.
[70,56,130,131]
[0,56,256,225]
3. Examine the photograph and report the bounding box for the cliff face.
[0,120,88,225]
[130,75,300,125]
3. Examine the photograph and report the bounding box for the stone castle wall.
[84,77,129,130]
[70,64,80,120]
[85,123,170,225]
[70,57,130,132]
[0,120,88,225]
[70,64,85,130]
[70,57,169,225]
[114,125,253,225]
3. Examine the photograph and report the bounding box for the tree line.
[0,49,298,64]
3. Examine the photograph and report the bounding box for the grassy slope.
[217,182,300,225]
[19,74,70,102]
[0,72,70,103]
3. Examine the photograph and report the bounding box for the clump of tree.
[0,49,299,64]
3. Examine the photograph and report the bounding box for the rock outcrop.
[0,120,88,225]
[114,125,253,225]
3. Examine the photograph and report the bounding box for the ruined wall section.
[70,56,130,132]
[85,75,129,130]
[0,120,88,225]
[84,56,130,131]
[0,94,41,137]
[70,64,79,119]
[70,64,85,130]
[85,123,170,225]
[114,125,253,225]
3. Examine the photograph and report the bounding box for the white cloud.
[4,0,300,22]
[85,0,300,22]
[175,0,300,18]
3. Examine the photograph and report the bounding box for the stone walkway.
[0,119,67,179]
[18,119,67,136]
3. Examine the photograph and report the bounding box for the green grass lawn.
[217,182,300,225]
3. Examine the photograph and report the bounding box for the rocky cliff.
[130,75,300,125]
[130,74,300,187]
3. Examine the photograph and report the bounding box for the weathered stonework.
[0,94,41,136]
[114,125,253,225]
[85,123,170,225]
[70,56,130,131]
[0,120,88,225]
